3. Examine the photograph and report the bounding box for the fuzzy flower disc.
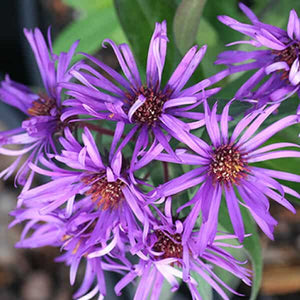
[153,230,183,260]
[82,173,125,210]
[209,145,248,185]
[127,86,169,126]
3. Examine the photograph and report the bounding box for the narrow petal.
[225,186,245,243]
[242,115,299,152]
[265,61,289,74]
[197,184,222,254]
[163,97,197,110]
[237,104,279,147]
[287,10,298,39]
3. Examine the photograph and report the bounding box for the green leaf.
[191,271,213,300]
[113,0,181,81]
[195,17,223,78]
[53,6,126,61]
[160,279,178,300]
[242,208,262,300]
[63,0,111,12]
[218,199,262,300]
[173,0,207,55]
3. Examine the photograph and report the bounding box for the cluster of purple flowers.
[1,4,300,300]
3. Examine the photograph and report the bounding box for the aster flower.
[54,213,132,300]
[216,3,300,108]
[60,21,225,167]
[154,100,300,252]
[10,206,130,300]
[98,198,251,300]
[0,28,79,189]
[18,126,151,250]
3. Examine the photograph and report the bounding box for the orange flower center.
[82,173,125,210]
[153,230,183,260]
[209,145,248,185]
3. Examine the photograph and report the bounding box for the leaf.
[191,271,213,300]
[242,208,262,300]
[173,0,207,54]
[160,279,178,300]
[195,17,223,78]
[63,0,111,12]
[113,0,181,81]
[53,6,126,61]
[218,199,262,300]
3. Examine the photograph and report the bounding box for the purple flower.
[55,215,131,300]
[60,21,224,166]
[155,100,300,252]
[10,207,130,300]
[18,126,151,250]
[104,198,251,300]
[0,28,79,189]
[216,3,300,107]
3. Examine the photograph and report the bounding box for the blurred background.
[0,0,300,299]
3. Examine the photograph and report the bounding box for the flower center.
[273,41,300,79]
[27,97,57,116]
[209,145,248,185]
[128,87,168,126]
[152,230,183,260]
[26,96,76,137]
[82,173,125,210]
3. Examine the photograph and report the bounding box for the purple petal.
[239,3,259,23]
[109,121,125,160]
[197,184,222,254]
[242,115,299,152]
[248,150,300,162]
[220,100,233,145]
[82,127,104,168]
[172,45,207,95]
[165,46,198,89]
[224,186,245,243]
[289,58,300,85]
[204,101,221,147]
[251,166,300,182]
[255,29,286,50]
[263,187,296,213]
[265,61,289,75]
[237,104,279,147]
[287,10,300,39]
[115,272,138,296]
[103,39,139,89]
[119,43,142,87]
[80,52,132,91]
[128,94,146,122]
[147,21,168,87]
[235,68,265,99]
[163,97,197,110]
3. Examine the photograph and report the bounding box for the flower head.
[10,206,130,300]
[60,21,224,167]
[216,3,300,107]
[0,28,79,189]
[155,100,300,252]
[108,199,251,300]
[18,126,151,250]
